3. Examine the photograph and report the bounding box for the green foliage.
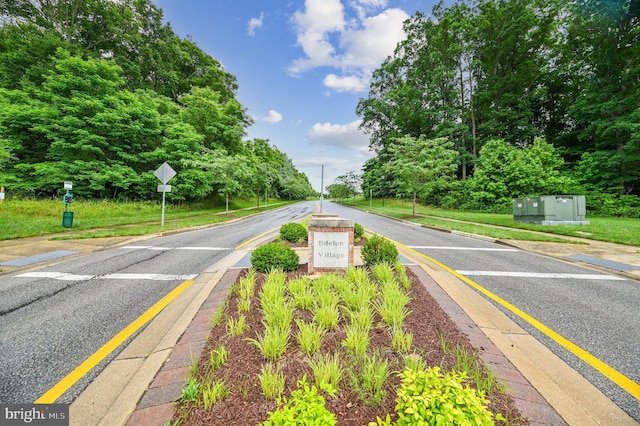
[348,351,390,407]
[296,319,325,355]
[464,138,575,211]
[251,242,300,272]
[179,378,200,403]
[0,1,314,201]
[201,380,229,409]
[395,366,498,426]
[279,222,308,243]
[262,376,337,426]
[353,222,364,241]
[245,323,290,361]
[361,236,399,267]
[259,363,286,401]
[307,353,343,395]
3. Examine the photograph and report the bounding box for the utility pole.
[320,164,324,213]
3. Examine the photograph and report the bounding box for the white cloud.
[289,0,345,74]
[323,74,368,93]
[259,110,283,124]
[288,1,409,93]
[340,8,408,69]
[248,12,264,37]
[308,119,371,153]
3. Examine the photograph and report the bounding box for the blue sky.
[153,0,438,192]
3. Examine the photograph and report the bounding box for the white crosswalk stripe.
[15,272,197,281]
[455,271,625,280]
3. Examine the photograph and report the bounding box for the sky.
[153,0,439,192]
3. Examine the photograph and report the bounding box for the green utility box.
[62,211,74,228]
[512,195,588,225]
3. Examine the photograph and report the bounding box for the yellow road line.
[382,233,640,401]
[235,227,279,249]
[35,279,195,404]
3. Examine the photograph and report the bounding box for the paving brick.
[126,403,174,426]
[150,367,189,388]
[137,382,183,409]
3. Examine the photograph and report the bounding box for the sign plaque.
[313,232,349,268]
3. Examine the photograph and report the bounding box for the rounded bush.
[353,223,364,241]
[361,235,398,266]
[251,242,300,272]
[279,222,308,243]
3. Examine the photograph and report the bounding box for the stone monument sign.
[308,216,354,274]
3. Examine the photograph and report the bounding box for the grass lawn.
[0,198,298,240]
[341,198,640,246]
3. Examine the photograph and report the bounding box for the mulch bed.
[170,265,529,425]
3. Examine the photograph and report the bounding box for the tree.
[465,138,575,210]
[384,136,458,216]
[331,171,362,204]
[185,149,253,213]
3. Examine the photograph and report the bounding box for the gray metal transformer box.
[512,195,589,225]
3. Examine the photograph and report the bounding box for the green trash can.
[62,211,74,228]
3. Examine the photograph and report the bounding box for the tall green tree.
[384,136,458,216]
[560,0,640,194]
[465,138,575,210]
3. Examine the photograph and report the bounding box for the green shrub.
[361,235,399,266]
[280,222,308,243]
[251,242,300,272]
[395,366,500,426]
[354,223,364,241]
[262,376,337,426]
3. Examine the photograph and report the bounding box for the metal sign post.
[154,162,177,226]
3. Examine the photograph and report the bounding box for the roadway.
[0,202,316,403]
[0,200,638,422]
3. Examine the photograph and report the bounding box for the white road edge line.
[15,272,197,281]
[456,271,626,280]
[408,246,518,251]
[120,246,232,251]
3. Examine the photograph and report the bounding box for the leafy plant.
[227,315,249,336]
[354,222,364,241]
[391,327,413,354]
[209,344,229,372]
[237,297,251,313]
[201,379,229,409]
[308,352,343,395]
[288,277,314,310]
[341,322,370,360]
[246,323,290,361]
[296,319,325,355]
[279,222,308,243]
[211,302,227,328]
[259,362,286,400]
[179,378,200,403]
[374,280,411,329]
[349,351,390,407]
[251,242,300,272]
[361,235,399,266]
[395,366,500,426]
[262,376,337,426]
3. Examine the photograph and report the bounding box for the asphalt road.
[0,202,317,404]
[1,200,638,421]
[322,201,640,421]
